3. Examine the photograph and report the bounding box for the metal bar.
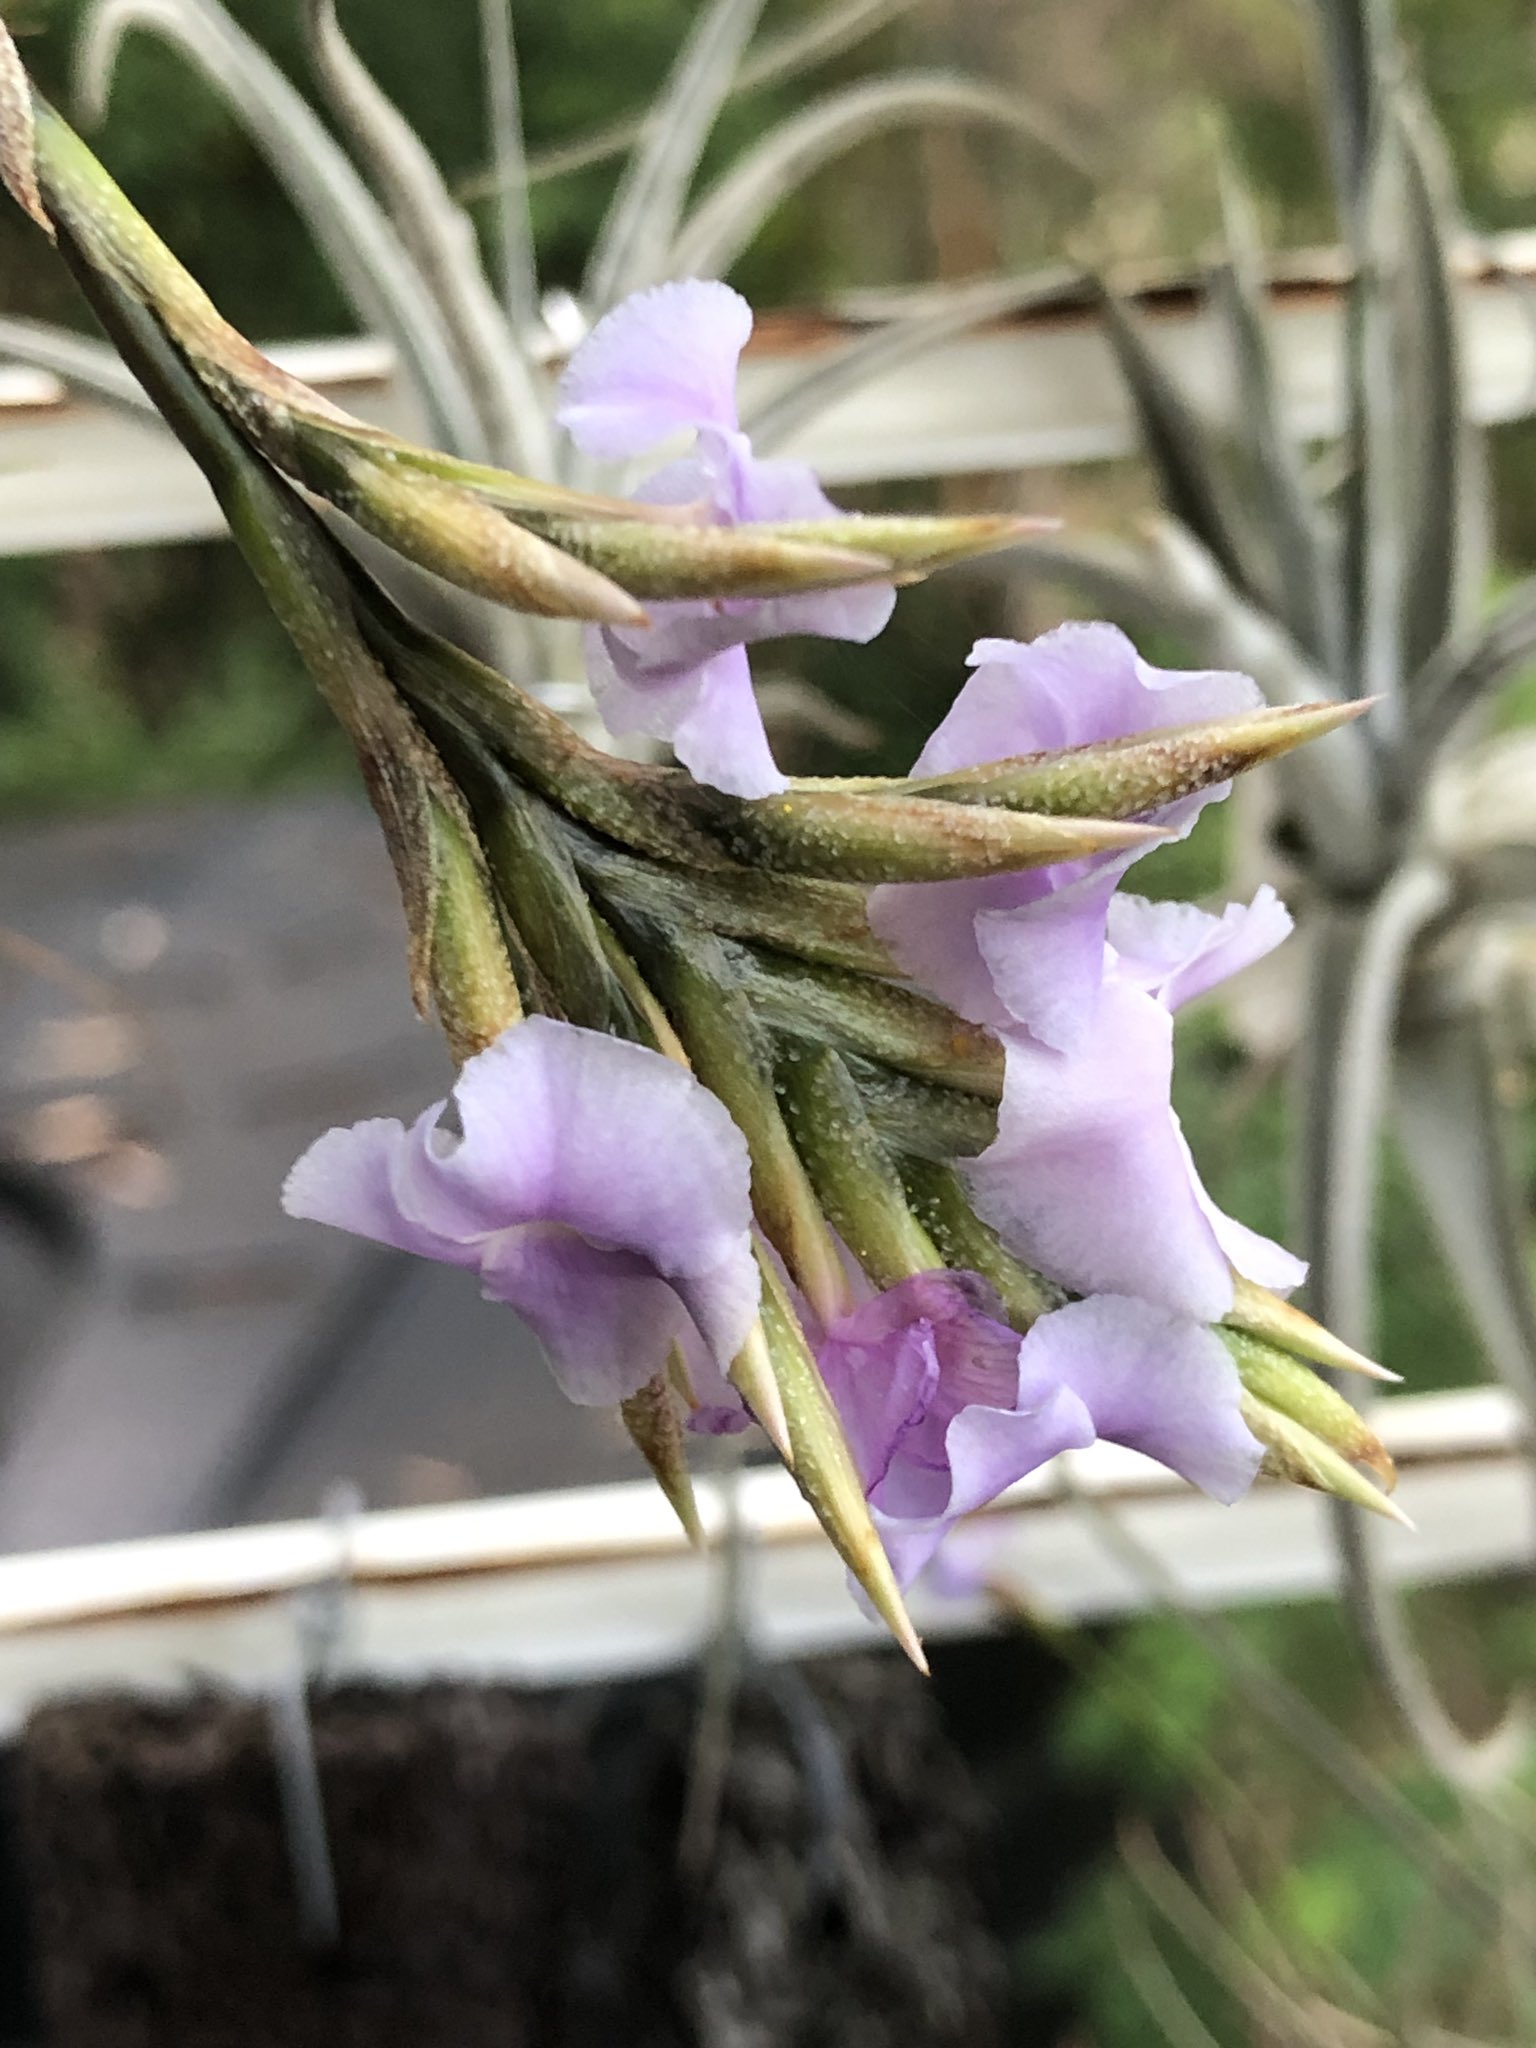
[0,1387,1525,1720]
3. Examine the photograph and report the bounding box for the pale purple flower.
[282,1016,759,1408]
[868,624,1262,1047]
[816,1271,1260,1587]
[965,887,1306,1324]
[558,279,894,800]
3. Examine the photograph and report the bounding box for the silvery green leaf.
[992,529,1201,632]
[1395,89,1473,679]
[1406,574,1536,773]
[476,0,539,338]
[1209,148,1337,670]
[497,0,922,195]
[669,72,1093,283]
[1300,889,1528,1788]
[303,0,551,473]
[1095,283,1276,616]
[1294,874,1451,1353]
[1395,1002,1536,1419]
[746,265,1082,454]
[1338,135,1404,714]
[1139,521,1386,891]
[1312,0,1390,219]
[76,0,486,458]
[583,0,767,313]
[0,312,151,412]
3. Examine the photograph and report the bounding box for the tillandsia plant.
[0,15,1403,1663]
[997,0,1536,1771]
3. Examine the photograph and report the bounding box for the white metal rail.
[6,239,1536,553]
[0,1387,1526,1721]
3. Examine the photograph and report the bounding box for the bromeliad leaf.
[583,0,766,312]
[485,0,925,194]
[76,0,486,456]
[669,72,1094,284]
[0,313,150,412]
[1095,282,1275,614]
[745,264,1082,454]
[1395,89,1475,680]
[303,0,550,474]
[1406,574,1536,770]
[1209,144,1337,670]
[1312,0,1391,221]
[1394,1004,1536,1418]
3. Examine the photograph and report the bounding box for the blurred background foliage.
[6,2,1536,2040]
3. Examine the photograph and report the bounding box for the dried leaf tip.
[0,17,50,237]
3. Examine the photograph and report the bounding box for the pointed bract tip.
[753,512,1058,578]
[621,1374,707,1548]
[1365,1488,1415,1532]
[1242,697,1375,757]
[1227,1278,1400,1381]
[854,1541,928,1672]
[1066,817,1171,851]
[728,1321,794,1468]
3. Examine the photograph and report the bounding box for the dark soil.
[10,1652,1028,2048]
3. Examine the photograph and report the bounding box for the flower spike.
[0,28,1403,1652]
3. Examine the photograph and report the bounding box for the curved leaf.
[1313,0,1391,220]
[1405,574,1536,774]
[1208,146,1337,670]
[745,264,1082,453]
[1096,282,1276,618]
[0,312,151,411]
[492,0,923,195]
[1394,1002,1536,1419]
[1337,135,1404,719]
[75,0,487,456]
[583,0,766,313]
[475,0,538,337]
[1395,90,1474,681]
[671,72,1092,283]
[1295,875,1523,1787]
[1137,521,1385,892]
[303,0,551,473]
